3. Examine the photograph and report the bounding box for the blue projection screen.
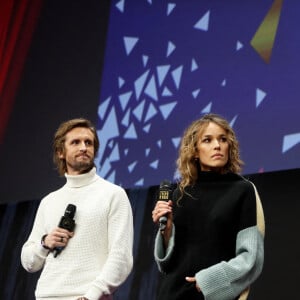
[95,0,300,188]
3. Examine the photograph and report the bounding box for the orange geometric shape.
[250,0,284,64]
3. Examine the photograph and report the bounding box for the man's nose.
[79,142,87,151]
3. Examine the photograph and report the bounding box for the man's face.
[59,127,95,175]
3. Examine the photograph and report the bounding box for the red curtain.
[0,0,43,144]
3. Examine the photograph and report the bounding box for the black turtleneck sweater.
[154,172,264,300]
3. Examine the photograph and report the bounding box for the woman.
[152,114,265,300]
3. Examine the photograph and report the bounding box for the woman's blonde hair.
[53,118,99,176]
[176,113,243,197]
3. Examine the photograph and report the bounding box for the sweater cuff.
[154,223,175,260]
[37,243,51,257]
[154,224,175,273]
[85,286,103,300]
[196,263,235,300]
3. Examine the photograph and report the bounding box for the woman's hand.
[185,276,201,293]
[152,200,173,247]
[152,200,173,224]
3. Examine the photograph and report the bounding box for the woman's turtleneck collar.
[65,167,98,188]
[197,170,239,183]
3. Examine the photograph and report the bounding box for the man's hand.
[43,227,74,250]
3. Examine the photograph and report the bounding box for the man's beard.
[67,160,94,174]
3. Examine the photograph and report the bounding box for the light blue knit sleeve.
[154,223,175,273]
[195,226,264,300]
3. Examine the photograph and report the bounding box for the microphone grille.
[65,204,76,218]
[160,180,171,188]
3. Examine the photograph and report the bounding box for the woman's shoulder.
[229,173,256,190]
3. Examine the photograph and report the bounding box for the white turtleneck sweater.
[21,168,133,300]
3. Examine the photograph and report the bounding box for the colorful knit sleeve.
[195,182,265,300]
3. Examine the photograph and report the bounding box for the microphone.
[53,204,76,258]
[158,180,172,232]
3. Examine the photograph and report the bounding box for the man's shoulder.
[41,185,65,200]
[96,176,126,193]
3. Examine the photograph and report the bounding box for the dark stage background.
[0,0,299,299]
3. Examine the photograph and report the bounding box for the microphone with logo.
[53,204,76,258]
[158,180,172,233]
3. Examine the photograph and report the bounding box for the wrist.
[41,234,51,250]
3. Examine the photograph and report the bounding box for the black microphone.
[53,204,76,258]
[158,180,172,232]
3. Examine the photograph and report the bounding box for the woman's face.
[195,122,229,172]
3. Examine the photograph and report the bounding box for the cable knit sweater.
[154,172,265,300]
[21,168,133,300]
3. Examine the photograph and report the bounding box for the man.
[21,118,134,300]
